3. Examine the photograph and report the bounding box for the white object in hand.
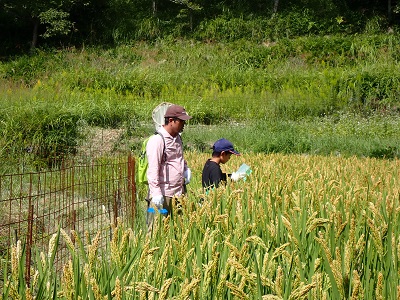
[231,172,245,181]
[152,195,164,207]
[184,168,191,184]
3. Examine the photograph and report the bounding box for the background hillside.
[0,1,399,172]
[1,34,399,172]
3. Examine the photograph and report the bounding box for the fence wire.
[0,154,136,284]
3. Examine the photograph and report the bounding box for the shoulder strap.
[154,131,167,162]
[178,133,183,145]
[154,131,169,184]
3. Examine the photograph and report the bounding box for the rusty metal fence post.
[25,173,33,287]
[128,154,136,228]
[25,204,33,287]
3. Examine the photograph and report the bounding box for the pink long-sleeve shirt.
[146,126,187,198]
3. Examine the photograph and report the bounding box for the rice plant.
[2,153,398,299]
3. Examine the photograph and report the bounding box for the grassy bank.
[0,34,399,171]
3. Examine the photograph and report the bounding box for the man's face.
[171,118,186,134]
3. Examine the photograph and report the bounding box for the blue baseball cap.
[213,138,240,155]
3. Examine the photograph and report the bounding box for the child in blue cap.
[201,138,242,191]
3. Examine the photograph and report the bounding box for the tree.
[170,0,202,30]
[1,0,79,50]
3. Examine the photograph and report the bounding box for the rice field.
[2,152,399,299]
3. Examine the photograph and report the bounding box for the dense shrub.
[0,108,82,169]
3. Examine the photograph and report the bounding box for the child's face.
[220,152,232,164]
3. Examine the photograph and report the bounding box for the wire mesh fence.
[0,154,136,285]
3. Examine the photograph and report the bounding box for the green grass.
[0,34,399,171]
[181,113,400,158]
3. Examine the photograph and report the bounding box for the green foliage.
[84,102,135,128]
[269,9,320,38]
[333,70,400,112]
[193,7,365,43]
[0,0,396,55]
[243,115,400,158]
[364,15,388,34]
[131,17,162,41]
[183,114,400,159]
[2,53,49,84]
[0,106,82,169]
[370,145,399,159]
[195,16,268,42]
[39,8,73,38]
[0,35,399,169]
[0,0,79,52]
